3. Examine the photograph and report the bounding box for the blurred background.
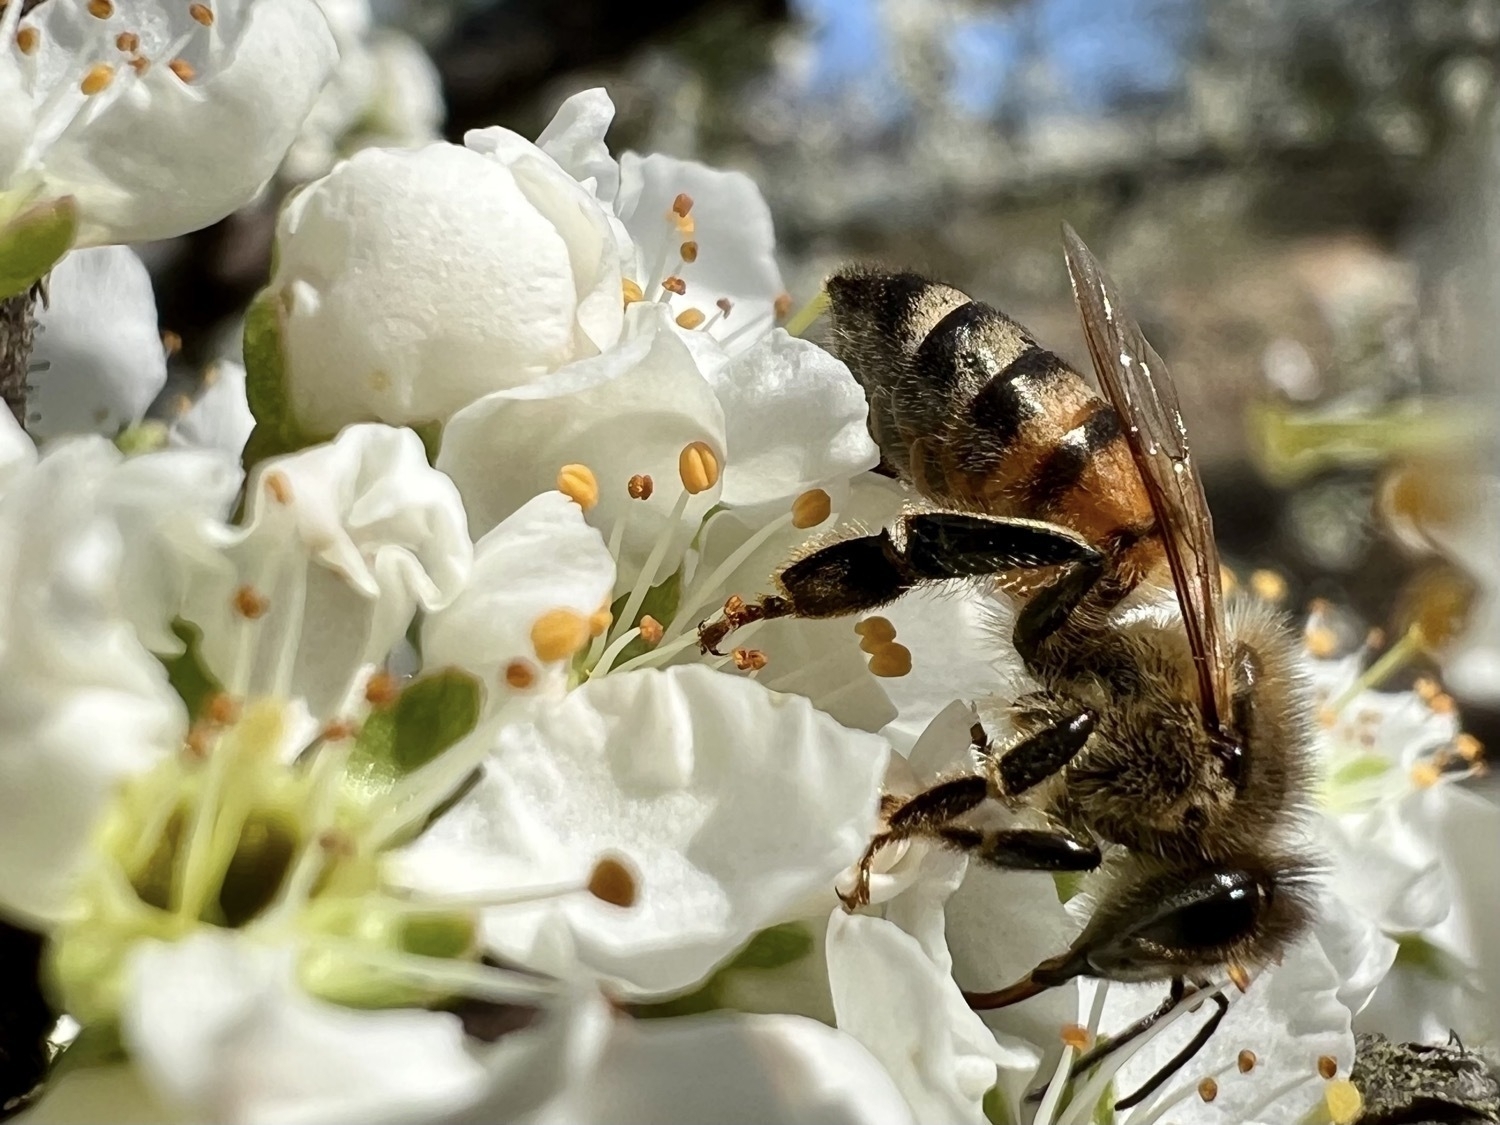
[155,0,1500,737]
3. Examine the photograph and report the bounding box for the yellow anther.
[661,275,687,296]
[791,488,832,530]
[264,470,293,505]
[184,723,213,760]
[1325,1079,1362,1125]
[732,647,768,672]
[1197,1077,1218,1103]
[319,720,358,742]
[1410,760,1442,789]
[671,192,693,217]
[115,30,139,52]
[675,308,706,330]
[530,608,591,662]
[1317,1055,1338,1080]
[678,441,720,495]
[556,463,599,511]
[1414,676,1441,702]
[774,292,794,320]
[622,278,645,305]
[1227,962,1252,993]
[638,615,664,646]
[317,829,356,857]
[80,63,115,95]
[206,692,241,726]
[1456,733,1484,763]
[232,584,269,620]
[1431,693,1457,715]
[628,473,654,500]
[1237,1049,1256,1073]
[1365,626,1386,650]
[868,642,913,678]
[1306,627,1338,659]
[168,57,195,82]
[87,0,114,18]
[189,2,214,25]
[161,329,182,356]
[1060,1024,1091,1050]
[1249,569,1287,603]
[854,616,897,647]
[16,26,39,53]
[680,241,699,263]
[588,854,639,908]
[364,670,400,707]
[589,608,612,637]
[128,55,150,75]
[504,660,536,690]
[673,213,695,235]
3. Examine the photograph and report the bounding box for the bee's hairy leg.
[699,512,1099,654]
[1012,554,1106,667]
[838,776,991,910]
[994,709,1097,795]
[936,826,1100,872]
[1113,984,1229,1110]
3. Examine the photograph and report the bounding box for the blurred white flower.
[0,0,336,282]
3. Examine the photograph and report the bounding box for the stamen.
[791,488,832,529]
[774,292,794,321]
[530,608,591,663]
[678,441,720,494]
[16,25,38,53]
[1033,1043,1078,1125]
[1411,761,1442,788]
[264,470,293,505]
[161,329,182,356]
[184,723,213,760]
[732,647,768,672]
[716,297,733,317]
[303,937,557,1006]
[680,241,699,263]
[587,855,639,908]
[638,615,664,646]
[233,584,270,620]
[665,509,797,641]
[128,56,150,75]
[1060,1024,1092,1050]
[80,63,115,95]
[661,275,686,296]
[1323,622,1425,718]
[674,213,695,235]
[206,692,241,726]
[628,473,654,500]
[610,487,694,666]
[675,308,705,329]
[1249,569,1287,603]
[504,660,536,690]
[168,57,195,82]
[319,720,358,742]
[1456,734,1484,763]
[1324,1079,1363,1125]
[1197,1077,1217,1102]
[115,30,138,52]
[622,278,645,305]
[855,615,898,652]
[867,641,912,678]
[189,2,214,25]
[1317,1055,1338,1080]
[1366,626,1386,649]
[1305,626,1338,658]
[591,627,643,678]
[556,463,599,511]
[671,192,694,217]
[784,290,832,337]
[589,608,613,637]
[1227,962,1251,992]
[1237,1048,1256,1073]
[87,0,114,18]
[364,671,400,707]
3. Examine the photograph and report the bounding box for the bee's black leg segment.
[902,512,1100,579]
[886,776,991,835]
[997,710,1097,795]
[1113,987,1229,1111]
[1013,554,1105,667]
[937,826,1101,872]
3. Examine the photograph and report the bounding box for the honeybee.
[700,226,1319,1107]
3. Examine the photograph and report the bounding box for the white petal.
[27,247,165,442]
[391,664,888,997]
[535,88,621,205]
[168,360,256,460]
[365,31,445,148]
[711,330,878,510]
[829,912,1030,1125]
[616,152,785,353]
[182,425,471,716]
[125,932,488,1125]
[422,491,616,705]
[0,439,240,924]
[524,1012,916,1125]
[32,0,338,245]
[0,407,37,493]
[439,305,725,590]
[274,144,583,432]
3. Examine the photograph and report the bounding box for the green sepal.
[159,618,224,723]
[346,668,484,795]
[983,1083,1017,1125]
[724,922,813,971]
[0,195,77,300]
[242,287,323,470]
[596,569,682,673]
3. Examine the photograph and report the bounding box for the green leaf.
[0,195,77,300]
[725,922,814,971]
[158,618,224,722]
[242,287,321,470]
[347,668,484,793]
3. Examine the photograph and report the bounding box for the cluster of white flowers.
[1,10,1497,1124]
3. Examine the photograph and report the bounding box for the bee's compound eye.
[1136,871,1262,953]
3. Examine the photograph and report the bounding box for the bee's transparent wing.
[1061,223,1231,734]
